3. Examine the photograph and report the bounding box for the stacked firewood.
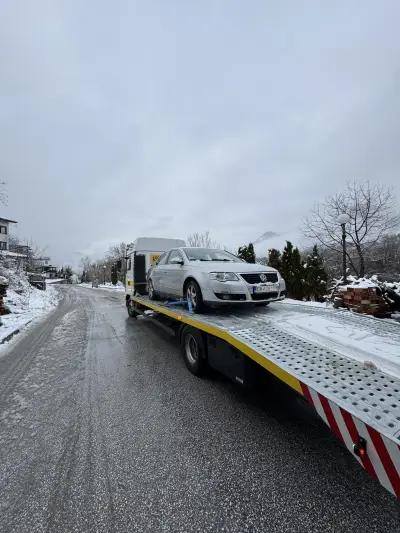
[0,276,9,315]
[337,286,390,316]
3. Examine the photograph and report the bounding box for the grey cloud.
[1,1,399,267]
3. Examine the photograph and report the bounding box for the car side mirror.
[171,259,184,266]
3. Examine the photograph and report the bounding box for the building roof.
[0,217,17,224]
[0,250,27,258]
[133,237,186,252]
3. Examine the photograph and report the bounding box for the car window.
[167,250,184,264]
[156,252,168,265]
[182,248,243,262]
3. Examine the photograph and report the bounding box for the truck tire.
[126,298,139,318]
[185,280,204,313]
[181,326,207,376]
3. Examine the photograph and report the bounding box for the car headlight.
[209,272,240,282]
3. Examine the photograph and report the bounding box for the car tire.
[148,279,157,300]
[255,302,270,307]
[185,280,204,313]
[181,326,207,376]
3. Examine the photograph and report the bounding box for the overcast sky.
[1,1,400,267]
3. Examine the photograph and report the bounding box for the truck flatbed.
[131,295,400,499]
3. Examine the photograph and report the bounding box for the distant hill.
[253,231,280,244]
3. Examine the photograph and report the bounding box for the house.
[42,265,58,279]
[0,217,17,251]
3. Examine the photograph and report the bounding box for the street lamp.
[337,213,350,283]
[103,265,106,286]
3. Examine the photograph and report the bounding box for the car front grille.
[251,291,279,301]
[240,272,278,284]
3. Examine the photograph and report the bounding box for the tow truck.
[125,241,400,500]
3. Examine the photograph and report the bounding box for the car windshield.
[182,248,243,262]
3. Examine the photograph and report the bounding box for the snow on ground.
[283,298,332,309]
[272,300,400,379]
[45,278,66,284]
[79,281,125,292]
[0,276,60,348]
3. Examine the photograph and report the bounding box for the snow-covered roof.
[133,237,186,253]
[0,217,17,224]
[0,250,27,258]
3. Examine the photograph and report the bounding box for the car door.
[163,249,186,297]
[151,252,169,295]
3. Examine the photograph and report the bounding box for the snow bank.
[283,298,332,309]
[80,281,125,292]
[0,266,60,347]
[337,277,378,291]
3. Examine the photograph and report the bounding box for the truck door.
[134,254,147,295]
[125,254,134,295]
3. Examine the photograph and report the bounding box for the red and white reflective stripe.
[300,382,400,499]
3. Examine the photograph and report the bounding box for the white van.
[125,237,186,297]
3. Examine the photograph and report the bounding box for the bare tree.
[303,181,400,277]
[106,242,128,282]
[0,181,7,206]
[187,231,220,248]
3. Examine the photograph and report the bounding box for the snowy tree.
[303,181,400,277]
[238,243,256,263]
[280,241,305,299]
[187,231,220,248]
[111,264,118,285]
[304,245,327,301]
[64,266,73,282]
[268,248,281,271]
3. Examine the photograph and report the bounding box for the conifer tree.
[304,245,327,301]
[111,264,118,285]
[281,241,305,299]
[268,248,281,270]
[237,243,256,263]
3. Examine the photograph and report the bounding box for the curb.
[0,328,20,344]
[0,319,33,345]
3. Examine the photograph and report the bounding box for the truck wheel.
[186,280,204,313]
[148,279,157,300]
[130,304,140,318]
[181,326,207,376]
[126,298,139,318]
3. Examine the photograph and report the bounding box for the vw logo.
[260,273,267,282]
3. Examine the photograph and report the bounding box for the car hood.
[188,262,278,274]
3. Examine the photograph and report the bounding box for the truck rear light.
[353,436,367,458]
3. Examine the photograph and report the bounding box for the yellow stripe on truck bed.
[132,296,303,395]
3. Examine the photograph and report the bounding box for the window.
[167,250,184,264]
[182,248,243,262]
[156,252,168,265]
[0,242,7,250]
[0,226,7,235]
[127,258,132,270]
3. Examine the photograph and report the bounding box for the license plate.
[253,284,272,293]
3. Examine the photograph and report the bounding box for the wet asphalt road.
[0,286,399,533]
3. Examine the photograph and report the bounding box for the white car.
[148,247,286,312]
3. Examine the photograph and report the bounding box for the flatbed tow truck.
[127,294,400,500]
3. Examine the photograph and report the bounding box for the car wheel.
[181,326,207,376]
[148,279,157,300]
[186,280,204,313]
